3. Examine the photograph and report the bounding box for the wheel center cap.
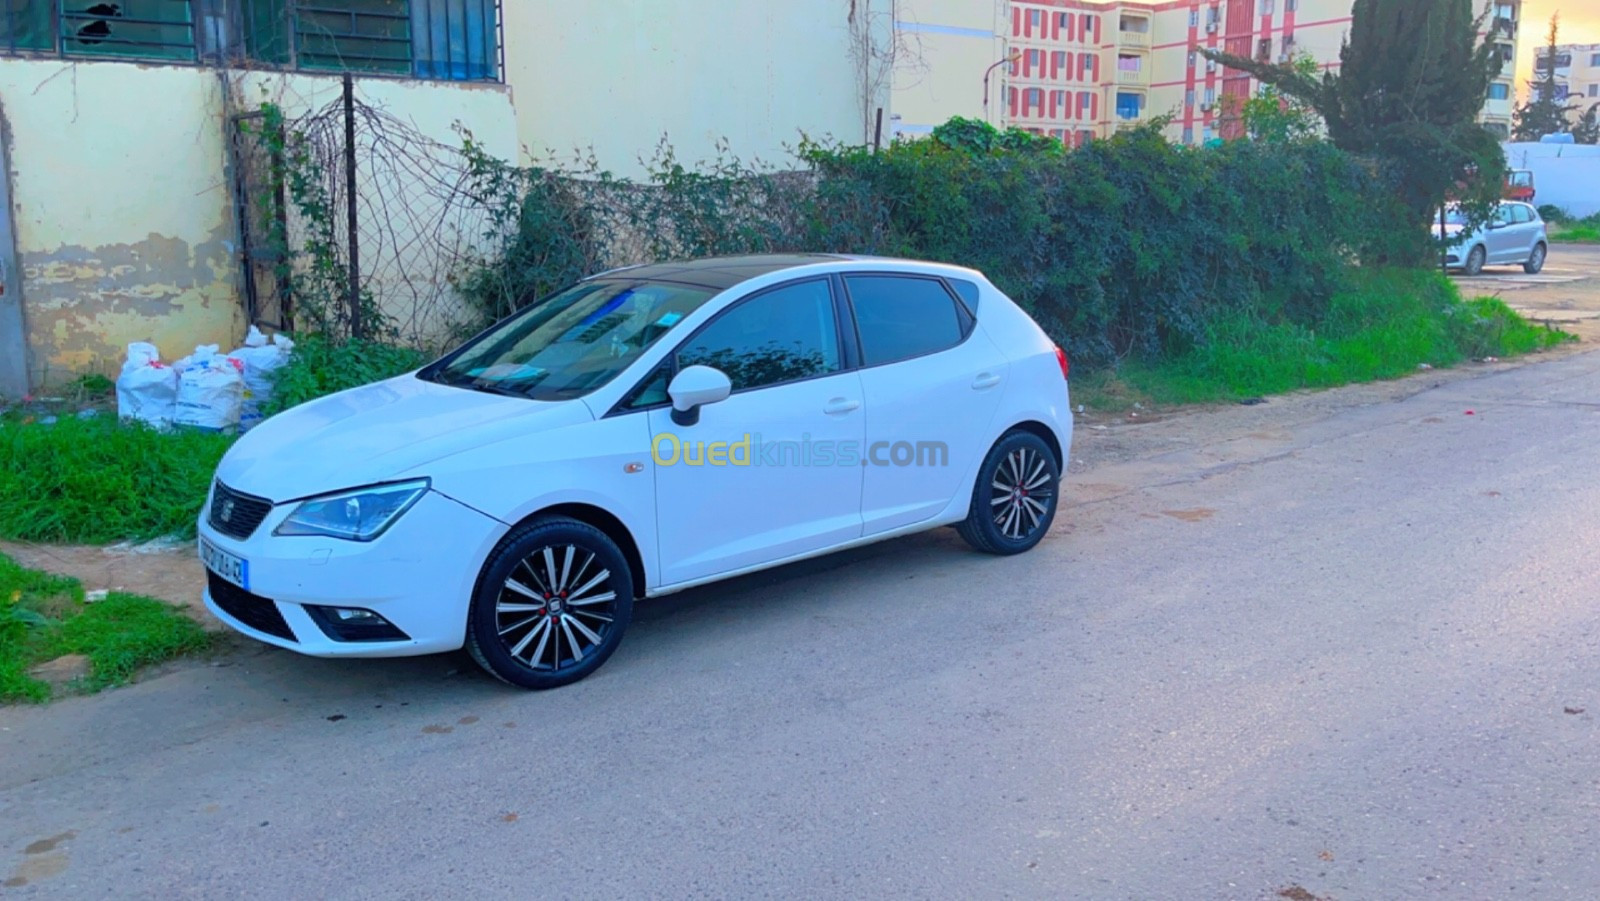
[548,598,564,614]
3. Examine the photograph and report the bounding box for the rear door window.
[843,275,966,367]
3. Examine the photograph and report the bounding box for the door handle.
[972,372,1002,390]
[823,397,860,415]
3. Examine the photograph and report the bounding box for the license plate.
[200,538,249,591]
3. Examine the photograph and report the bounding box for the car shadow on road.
[202,526,975,705]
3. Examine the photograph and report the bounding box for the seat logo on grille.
[219,499,235,523]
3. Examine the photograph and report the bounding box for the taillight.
[1054,346,1070,380]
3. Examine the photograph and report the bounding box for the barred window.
[2,0,500,81]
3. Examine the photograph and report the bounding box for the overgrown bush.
[455,120,1399,368]
[265,333,431,415]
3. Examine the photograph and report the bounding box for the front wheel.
[956,430,1060,555]
[467,517,634,690]
[1463,244,1487,276]
[1524,242,1547,274]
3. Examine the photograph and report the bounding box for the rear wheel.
[956,430,1060,555]
[1464,244,1487,276]
[467,517,633,690]
[1524,242,1547,274]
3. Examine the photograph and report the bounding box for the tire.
[1463,244,1486,276]
[956,430,1060,555]
[1524,242,1547,275]
[466,516,634,690]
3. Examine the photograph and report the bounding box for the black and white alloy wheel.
[957,430,1060,555]
[467,517,633,689]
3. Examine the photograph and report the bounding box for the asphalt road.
[4,352,1600,899]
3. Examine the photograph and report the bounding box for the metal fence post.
[343,72,361,339]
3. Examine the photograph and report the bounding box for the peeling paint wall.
[0,58,517,389]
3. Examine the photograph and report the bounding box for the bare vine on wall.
[847,0,923,143]
[236,85,511,347]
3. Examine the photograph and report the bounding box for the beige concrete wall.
[891,0,1010,136]
[502,0,891,174]
[0,59,515,386]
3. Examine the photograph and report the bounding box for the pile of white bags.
[227,326,295,431]
[173,344,245,432]
[114,329,295,432]
[115,342,179,429]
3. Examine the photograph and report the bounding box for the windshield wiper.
[463,381,533,399]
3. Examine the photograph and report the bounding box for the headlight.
[274,479,430,541]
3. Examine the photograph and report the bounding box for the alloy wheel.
[495,544,618,672]
[990,446,1056,541]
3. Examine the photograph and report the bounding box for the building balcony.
[1116,68,1148,86]
[1119,30,1151,49]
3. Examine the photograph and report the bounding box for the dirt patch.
[1162,508,1216,522]
[0,539,216,629]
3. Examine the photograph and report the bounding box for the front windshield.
[425,279,717,400]
[1442,208,1471,226]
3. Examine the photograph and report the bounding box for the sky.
[1517,2,1600,100]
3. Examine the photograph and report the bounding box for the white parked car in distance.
[199,256,1073,689]
[1438,202,1548,276]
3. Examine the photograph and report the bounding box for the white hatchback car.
[200,256,1073,688]
[1440,202,1549,276]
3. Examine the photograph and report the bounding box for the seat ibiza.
[200,255,1073,689]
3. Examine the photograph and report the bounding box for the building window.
[1182,126,1194,144]
[1204,86,1216,105]
[1188,50,1197,68]
[1488,83,1509,100]
[1027,87,1043,111]
[1285,0,1297,10]
[1115,92,1142,119]
[1257,37,1271,60]
[1081,14,1095,36]
[1028,8,1041,29]
[0,0,502,81]
[1185,88,1195,106]
[1058,12,1070,29]
[61,0,199,62]
[1590,84,1599,97]
[1485,121,1509,140]
[1189,10,1198,27]
[1591,52,1600,67]
[1052,50,1068,78]
[1261,0,1274,14]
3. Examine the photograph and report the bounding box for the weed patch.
[1,553,210,703]
[0,415,232,544]
[1077,269,1571,407]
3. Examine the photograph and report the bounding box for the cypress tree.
[1512,15,1579,141]
[1202,0,1507,260]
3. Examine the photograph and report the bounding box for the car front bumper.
[198,489,507,658]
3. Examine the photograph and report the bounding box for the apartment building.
[1537,43,1600,122]
[894,0,1520,146]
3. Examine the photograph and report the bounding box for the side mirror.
[667,365,732,426]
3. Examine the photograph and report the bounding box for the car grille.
[208,482,273,540]
[207,571,296,642]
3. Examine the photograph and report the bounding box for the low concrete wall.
[1505,142,1600,219]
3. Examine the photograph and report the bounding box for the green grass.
[1,553,211,703]
[0,414,233,544]
[1075,268,1573,409]
[1551,223,1600,244]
